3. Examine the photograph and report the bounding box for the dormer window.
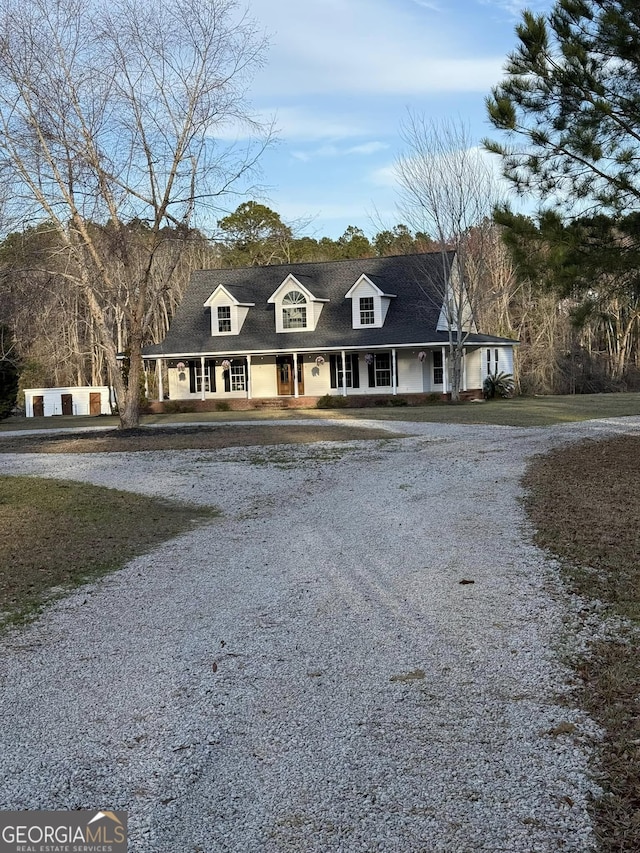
[282,291,307,329]
[359,297,375,325]
[204,285,254,336]
[268,275,327,332]
[217,306,232,333]
[345,274,396,329]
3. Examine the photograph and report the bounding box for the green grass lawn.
[2,392,640,432]
[340,392,640,426]
[0,476,217,629]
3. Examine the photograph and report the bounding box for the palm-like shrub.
[483,370,515,400]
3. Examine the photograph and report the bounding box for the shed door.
[89,392,101,415]
[61,394,73,415]
[32,396,44,417]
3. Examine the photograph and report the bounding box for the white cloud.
[292,145,338,163]
[260,54,503,98]
[292,140,389,162]
[248,0,506,97]
[478,0,551,17]
[347,141,389,156]
[369,163,398,188]
[267,108,371,142]
[207,107,374,144]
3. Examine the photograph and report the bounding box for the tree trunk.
[119,344,142,428]
[449,341,462,402]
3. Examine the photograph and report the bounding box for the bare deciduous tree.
[395,115,503,400]
[0,0,271,427]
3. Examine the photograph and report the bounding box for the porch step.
[255,399,290,409]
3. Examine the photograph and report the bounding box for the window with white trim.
[230,363,246,392]
[359,296,374,325]
[282,291,307,329]
[195,365,211,392]
[433,351,443,385]
[374,353,391,386]
[487,348,499,375]
[217,306,231,333]
[364,352,392,387]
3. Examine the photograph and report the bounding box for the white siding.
[465,346,514,391]
[24,386,112,417]
[303,357,330,396]
[465,349,483,391]
[163,346,514,401]
[168,367,191,399]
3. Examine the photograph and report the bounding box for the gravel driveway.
[1,417,639,852]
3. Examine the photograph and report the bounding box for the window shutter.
[224,365,231,393]
[352,354,360,388]
[189,361,196,394]
[330,354,338,389]
[207,359,216,392]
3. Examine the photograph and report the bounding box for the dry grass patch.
[0,476,216,628]
[524,436,640,618]
[523,435,640,853]
[0,424,394,454]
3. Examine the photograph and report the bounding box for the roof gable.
[267,273,329,304]
[344,273,396,299]
[203,284,254,308]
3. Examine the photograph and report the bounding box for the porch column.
[246,355,252,399]
[341,350,347,397]
[462,347,467,392]
[200,356,206,401]
[392,348,397,395]
[157,358,164,402]
[441,347,447,395]
[143,362,149,399]
[293,352,299,398]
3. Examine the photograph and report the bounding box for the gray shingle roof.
[144,252,517,356]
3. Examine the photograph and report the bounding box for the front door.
[61,394,73,415]
[32,396,44,417]
[276,356,304,396]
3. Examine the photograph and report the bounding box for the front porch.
[143,346,489,405]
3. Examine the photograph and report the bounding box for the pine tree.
[485,1,640,215]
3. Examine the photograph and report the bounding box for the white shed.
[24,386,113,418]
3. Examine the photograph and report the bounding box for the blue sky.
[223,0,553,239]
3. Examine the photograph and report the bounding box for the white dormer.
[267,274,328,333]
[204,285,254,336]
[345,274,396,329]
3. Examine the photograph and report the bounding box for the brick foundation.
[145,389,483,414]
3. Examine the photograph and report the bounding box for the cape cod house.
[142,252,517,409]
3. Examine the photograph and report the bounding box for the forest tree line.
[1,0,640,422]
[1,199,639,405]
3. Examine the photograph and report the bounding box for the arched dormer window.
[282,290,307,329]
[268,275,328,332]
